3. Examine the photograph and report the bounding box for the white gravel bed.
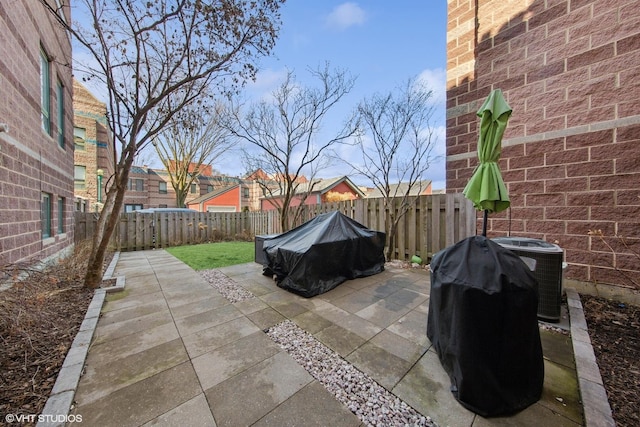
[199,269,255,303]
[267,320,436,427]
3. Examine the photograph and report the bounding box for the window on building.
[56,79,64,148]
[207,185,213,193]
[40,48,51,134]
[190,183,197,194]
[73,127,86,150]
[127,178,144,191]
[243,187,250,198]
[57,197,64,234]
[159,204,167,208]
[75,198,87,212]
[124,204,144,212]
[74,165,86,189]
[159,181,167,194]
[42,193,52,238]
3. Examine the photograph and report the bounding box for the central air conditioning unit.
[493,237,565,322]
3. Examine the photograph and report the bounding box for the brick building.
[73,79,115,212]
[260,177,366,211]
[187,184,245,212]
[446,0,640,290]
[0,0,75,267]
[71,83,250,213]
[121,166,253,212]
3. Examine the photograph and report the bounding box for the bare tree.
[344,78,437,260]
[43,0,285,288]
[225,63,358,231]
[153,104,234,207]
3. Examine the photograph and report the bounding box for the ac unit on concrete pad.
[492,237,565,323]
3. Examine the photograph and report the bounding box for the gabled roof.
[167,161,213,177]
[366,180,432,199]
[246,169,309,184]
[245,169,270,181]
[130,166,149,175]
[187,185,238,204]
[263,176,366,199]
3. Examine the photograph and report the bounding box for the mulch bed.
[582,294,640,427]
[0,250,113,425]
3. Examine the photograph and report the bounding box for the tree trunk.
[176,189,188,208]
[84,154,135,289]
[279,207,287,232]
[386,219,397,261]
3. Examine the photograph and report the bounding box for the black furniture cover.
[262,211,385,298]
[426,236,544,417]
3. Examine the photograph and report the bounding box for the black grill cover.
[262,211,385,297]
[426,236,544,417]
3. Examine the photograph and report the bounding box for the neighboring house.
[187,185,244,212]
[446,1,640,289]
[260,176,366,211]
[366,180,433,199]
[167,160,214,177]
[183,172,244,207]
[122,165,248,212]
[73,79,115,212]
[245,168,270,181]
[73,85,255,213]
[0,1,75,266]
[122,166,152,212]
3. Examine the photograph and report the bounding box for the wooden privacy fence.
[75,193,477,261]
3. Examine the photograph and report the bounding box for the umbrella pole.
[482,210,488,237]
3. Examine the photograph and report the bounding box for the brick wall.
[146,170,177,208]
[73,79,115,211]
[0,0,74,266]
[446,0,640,289]
[72,80,249,213]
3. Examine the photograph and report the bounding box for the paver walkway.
[71,250,583,426]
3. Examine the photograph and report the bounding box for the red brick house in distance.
[187,185,246,212]
[260,176,366,212]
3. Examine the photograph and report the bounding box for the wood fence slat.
[445,193,455,247]
[394,197,405,260]
[418,196,427,259]
[431,195,441,256]
[407,196,417,260]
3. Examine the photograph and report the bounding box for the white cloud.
[325,3,366,31]
[428,125,447,190]
[431,125,447,156]
[243,67,290,104]
[417,67,446,107]
[251,68,289,91]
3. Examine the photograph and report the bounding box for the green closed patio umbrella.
[463,89,512,236]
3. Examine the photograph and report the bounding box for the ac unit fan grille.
[508,248,563,322]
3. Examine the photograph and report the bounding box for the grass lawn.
[166,241,254,270]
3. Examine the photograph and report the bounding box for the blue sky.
[223,1,448,190]
[77,1,448,190]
